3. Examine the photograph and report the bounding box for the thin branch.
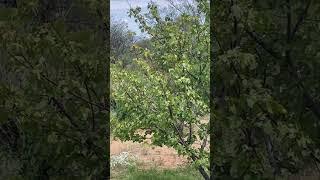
[291,0,312,40]
[200,133,208,152]
[85,79,95,131]
[50,97,80,129]
[245,28,281,60]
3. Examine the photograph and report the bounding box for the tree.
[211,0,320,179]
[111,1,210,179]
[0,0,109,178]
[110,20,135,66]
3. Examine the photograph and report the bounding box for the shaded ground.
[111,165,203,180]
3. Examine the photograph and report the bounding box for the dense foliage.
[0,0,109,178]
[211,0,320,179]
[111,1,210,179]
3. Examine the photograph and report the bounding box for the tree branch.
[50,97,79,129]
[291,0,312,40]
[85,79,95,131]
[245,28,281,60]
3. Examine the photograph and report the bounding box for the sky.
[110,0,172,36]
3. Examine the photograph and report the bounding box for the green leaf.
[247,98,255,108]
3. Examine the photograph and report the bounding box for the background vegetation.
[0,0,108,178]
[211,0,320,179]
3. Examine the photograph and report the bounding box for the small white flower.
[110,152,136,168]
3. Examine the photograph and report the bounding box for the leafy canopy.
[111,1,210,179]
[0,0,109,178]
[211,0,320,179]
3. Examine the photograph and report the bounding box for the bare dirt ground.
[110,138,189,169]
[110,115,210,169]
